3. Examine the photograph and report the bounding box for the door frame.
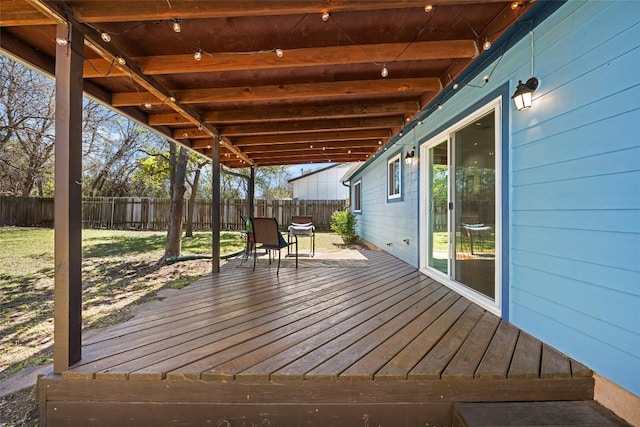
[419,96,503,316]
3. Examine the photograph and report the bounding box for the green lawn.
[0,227,345,379]
[0,227,245,379]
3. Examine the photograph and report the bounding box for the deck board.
[474,320,519,380]
[509,331,543,379]
[50,249,595,425]
[408,304,485,380]
[441,311,500,380]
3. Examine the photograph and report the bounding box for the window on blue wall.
[387,153,401,200]
[353,180,362,212]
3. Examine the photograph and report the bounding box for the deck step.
[452,401,630,427]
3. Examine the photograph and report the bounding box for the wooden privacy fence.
[0,197,347,231]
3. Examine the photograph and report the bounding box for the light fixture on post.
[405,148,415,165]
[512,77,539,110]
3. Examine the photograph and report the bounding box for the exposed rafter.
[112,78,442,107]
[82,40,476,78]
[149,101,419,126]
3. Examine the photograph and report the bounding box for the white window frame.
[353,180,362,213]
[387,153,401,200]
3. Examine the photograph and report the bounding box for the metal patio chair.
[249,217,298,274]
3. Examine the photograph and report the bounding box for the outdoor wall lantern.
[512,77,539,110]
[404,148,415,165]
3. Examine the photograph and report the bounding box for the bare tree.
[162,142,189,260]
[185,158,209,237]
[0,55,56,196]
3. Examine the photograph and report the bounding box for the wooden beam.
[248,166,255,220]
[238,140,382,153]
[175,117,400,139]
[111,77,441,106]
[148,101,419,126]
[232,130,390,146]
[0,0,55,26]
[49,1,509,23]
[83,40,476,78]
[211,137,220,274]
[247,154,371,166]
[53,22,83,374]
[219,117,403,137]
[249,150,376,162]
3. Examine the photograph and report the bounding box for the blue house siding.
[353,146,419,266]
[508,0,640,396]
[350,0,639,397]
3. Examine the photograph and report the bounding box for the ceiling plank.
[83,40,476,78]
[0,0,54,26]
[238,140,382,153]
[248,153,372,164]
[232,130,390,146]
[149,100,419,126]
[112,77,441,107]
[57,1,507,23]
[174,116,400,139]
[218,117,404,137]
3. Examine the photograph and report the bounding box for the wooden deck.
[38,249,594,426]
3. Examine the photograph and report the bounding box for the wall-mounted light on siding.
[404,148,415,165]
[512,77,539,110]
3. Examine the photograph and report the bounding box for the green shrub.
[330,210,359,245]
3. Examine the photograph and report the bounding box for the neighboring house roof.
[288,163,342,183]
[339,163,365,185]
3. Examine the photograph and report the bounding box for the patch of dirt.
[0,386,38,427]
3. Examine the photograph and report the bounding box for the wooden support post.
[248,166,256,218]
[53,22,84,374]
[211,137,220,273]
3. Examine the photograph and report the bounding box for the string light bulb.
[424,4,434,12]
[116,56,126,66]
[453,83,459,90]
[172,19,182,33]
[100,31,111,43]
[143,103,152,109]
[194,49,202,61]
[55,37,69,46]
[381,64,389,78]
[321,12,330,21]
[483,38,491,51]
[275,48,284,58]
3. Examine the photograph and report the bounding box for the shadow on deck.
[38,249,595,426]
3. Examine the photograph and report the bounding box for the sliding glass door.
[453,111,496,299]
[421,102,500,312]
